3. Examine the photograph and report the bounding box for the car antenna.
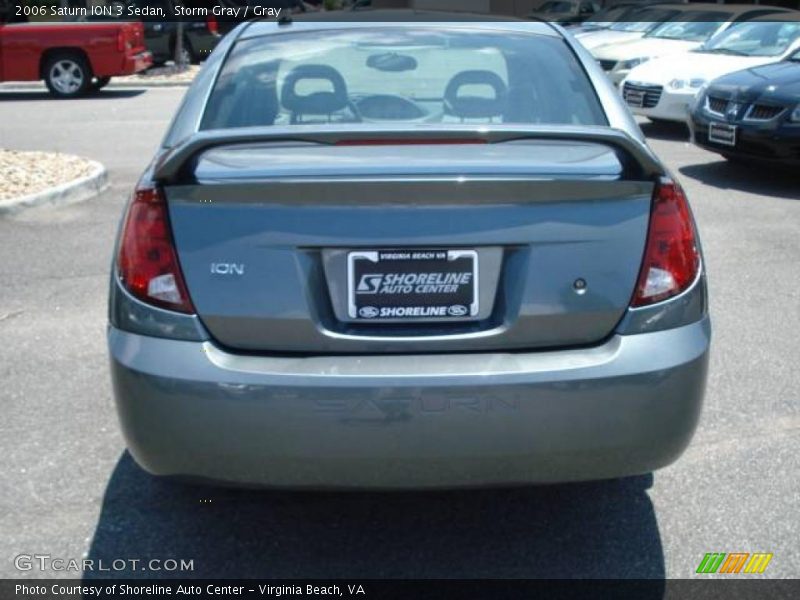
[277,13,292,26]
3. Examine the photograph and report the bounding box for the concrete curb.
[0,160,109,216]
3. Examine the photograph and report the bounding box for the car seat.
[280,64,349,124]
[443,70,508,122]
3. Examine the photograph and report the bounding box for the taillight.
[207,15,219,35]
[632,177,700,307]
[117,31,125,53]
[117,185,194,314]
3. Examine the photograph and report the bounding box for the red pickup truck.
[0,21,152,97]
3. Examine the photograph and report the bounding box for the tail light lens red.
[117,31,126,53]
[117,185,194,314]
[632,178,700,307]
[207,15,219,35]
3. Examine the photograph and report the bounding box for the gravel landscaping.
[0,149,96,202]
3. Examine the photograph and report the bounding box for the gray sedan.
[108,15,710,488]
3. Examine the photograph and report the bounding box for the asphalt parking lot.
[0,87,798,580]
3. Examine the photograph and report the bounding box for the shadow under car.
[84,452,666,581]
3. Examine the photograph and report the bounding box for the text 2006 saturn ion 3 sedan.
[108,17,710,489]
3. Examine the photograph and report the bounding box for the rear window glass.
[200,28,607,130]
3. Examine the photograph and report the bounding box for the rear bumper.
[109,318,710,489]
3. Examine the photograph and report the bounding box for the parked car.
[593,4,789,86]
[569,1,653,31]
[125,0,305,65]
[108,15,710,488]
[575,4,686,53]
[623,16,800,122]
[528,1,601,25]
[86,0,226,65]
[0,20,151,96]
[571,1,676,33]
[689,46,800,164]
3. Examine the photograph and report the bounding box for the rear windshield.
[200,28,607,130]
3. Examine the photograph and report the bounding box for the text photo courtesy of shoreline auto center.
[1,0,799,598]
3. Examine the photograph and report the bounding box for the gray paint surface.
[164,141,654,352]
[1,87,798,579]
[109,318,710,488]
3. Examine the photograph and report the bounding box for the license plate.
[708,122,736,147]
[347,249,478,321]
[626,90,645,108]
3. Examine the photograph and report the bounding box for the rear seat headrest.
[444,70,507,119]
[281,64,348,116]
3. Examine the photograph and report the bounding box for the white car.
[622,17,800,122]
[592,4,788,85]
[575,5,685,52]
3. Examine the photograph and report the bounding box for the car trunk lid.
[157,128,659,354]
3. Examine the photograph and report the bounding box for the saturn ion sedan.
[108,15,710,489]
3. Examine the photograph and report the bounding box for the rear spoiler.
[153,125,665,184]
